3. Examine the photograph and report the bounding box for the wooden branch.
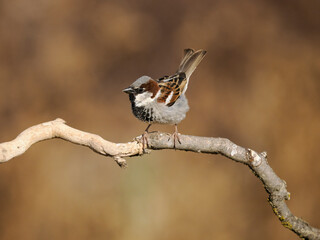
[0,119,319,239]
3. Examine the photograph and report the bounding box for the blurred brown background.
[0,0,319,239]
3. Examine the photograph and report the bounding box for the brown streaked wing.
[157,72,187,106]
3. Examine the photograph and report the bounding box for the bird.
[123,48,207,149]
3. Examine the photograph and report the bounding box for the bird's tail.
[177,48,207,79]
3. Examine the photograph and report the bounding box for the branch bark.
[0,118,319,239]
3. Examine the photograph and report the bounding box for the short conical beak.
[122,87,134,94]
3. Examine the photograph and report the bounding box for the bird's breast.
[128,94,189,125]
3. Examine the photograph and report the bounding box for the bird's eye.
[136,88,144,94]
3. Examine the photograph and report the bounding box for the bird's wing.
[156,72,187,107]
[156,49,206,107]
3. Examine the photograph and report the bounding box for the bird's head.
[123,76,160,107]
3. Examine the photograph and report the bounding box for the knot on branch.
[266,177,290,202]
[113,156,128,168]
[268,186,290,202]
[0,147,7,162]
[246,148,262,167]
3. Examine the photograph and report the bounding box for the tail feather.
[179,48,195,69]
[177,49,207,79]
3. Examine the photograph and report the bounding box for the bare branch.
[0,119,319,239]
[0,118,142,167]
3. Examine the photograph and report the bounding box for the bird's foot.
[168,125,181,149]
[142,131,149,152]
[141,124,152,152]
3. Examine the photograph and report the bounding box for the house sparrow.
[123,48,207,148]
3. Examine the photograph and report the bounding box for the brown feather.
[140,79,160,98]
[156,49,206,107]
[157,73,187,106]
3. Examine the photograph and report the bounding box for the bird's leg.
[142,124,151,151]
[168,124,181,148]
